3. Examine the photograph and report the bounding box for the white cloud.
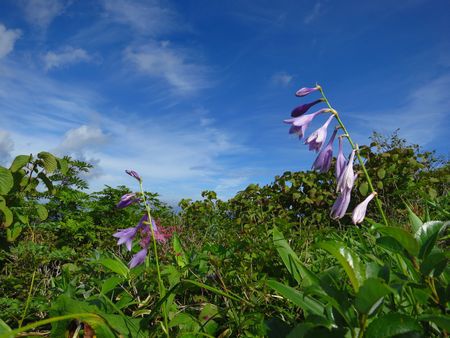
[59,125,108,153]
[304,2,322,24]
[43,46,91,70]
[0,24,21,59]
[20,0,67,29]
[272,71,293,86]
[125,42,211,94]
[0,130,14,165]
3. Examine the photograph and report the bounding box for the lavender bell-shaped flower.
[336,149,357,193]
[117,193,139,209]
[113,227,138,251]
[284,108,330,139]
[295,86,320,97]
[330,188,351,220]
[335,136,347,179]
[305,115,335,152]
[129,248,147,268]
[352,192,377,224]
[312,128,338,173]
[125,169,142,182]
[291,99,323,117]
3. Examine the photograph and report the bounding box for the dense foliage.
[0,133,448,337]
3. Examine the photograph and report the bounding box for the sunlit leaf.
[377,226,419,256]
[365,313,422,338]
[0,166,13,195]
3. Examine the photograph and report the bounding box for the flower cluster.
[284,85,376,224]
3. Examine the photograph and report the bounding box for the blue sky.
[0,0,449,203]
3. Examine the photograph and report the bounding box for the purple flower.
[330,188,351,220]
[290,99,323,117]
[284,108,330,139]
[137,214,149,229]
[113,227,137,251]
[312,128,338,173]
[125,170,141,182]
[295,86,320,97]
[336,149,356,193]
[116,193,139,209]
[305,115,335,152]
[352,192,376,224]
[129,248,147,268]
[335,136,347,179]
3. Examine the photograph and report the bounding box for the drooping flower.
[125,170,141,182]
[305,115,335,152]
[336,149,356,193]
[330,188,351,219]
[291,99,323,117]
[312,128,338,172]
[335,136,347,179]
[113,227,137,251]
[129,248,147,268]
[284,108,331,139]
[352,192,376,224]
[295,86,320,97]
[116,193,139,209]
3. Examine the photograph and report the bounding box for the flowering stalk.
[318,85,388,226]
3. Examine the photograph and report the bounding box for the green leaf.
[57,157,69,175]
[419,314,450,332]
[9,155,31,172]
[267,280,324,316]
[377,181,383,189]
[365,313,422,338]
[173,233,188,267]
[316,241,365,292]
[0,319,12,336]
[355,278,393,315]
[101,276,123,294]
[359,182,369,196]
[0,204,13,227]
[37,151,58,173]
[377,226,419,257]
[0,166,13,195]
[415,221,448,259]
[37,172,54,194]
[420,251,448,277]
[36,204,48,221]
[377,168,386,179]
[96,257,129,278]
[406,204,422,233]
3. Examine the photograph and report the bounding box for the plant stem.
[319,86,389,226]
[18,269,37,328]
[139,182,170,337]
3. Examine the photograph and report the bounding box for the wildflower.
[336,149,356,193]
[312,128,338,172]
[291,99,323,117]
[330,188,351,219]
[284,108,331,139]
[129,248,147,268]
[116,193,139,209]
[352,192,377,224]
[125,170,142,182]
[335,136,347,179]
[113,227,137,251]
[295,86,320,97]
[305,115,335,152]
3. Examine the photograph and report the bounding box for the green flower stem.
[18,269,37,328]
[318,86,389,226]
[138,182,169,337]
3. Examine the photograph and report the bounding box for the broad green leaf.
[6,224,22,242]
[355,278,393,315]
[9,155,31,172]
[0,319,12,336]
[316,241,365,292]
[173,233,188,267]
[0,166,13,195]
[0,204,13,227]
[365,313,422,338]
[36,204,48,221]
[37,172,54,193]
[406,204,422,233]
[37,151,57,173]
[377,168,386,179]
[415,221,448,259]
[267,280,324,316]
[273,226,320,287]
[96,257,129,278]
[57,157,69,175]
[420,251,448,277]
[419,314,450,332]
[359,182,369,196]
[377,226,419,256]
[101,276,123,294]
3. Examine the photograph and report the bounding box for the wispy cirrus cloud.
[0,24,21,59]
[43,46,92,70]
[304,2,323,24]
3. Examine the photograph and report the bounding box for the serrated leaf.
[359,182,369,196]
[0,204,13,227]
[96,257,129,278]
[377,226,419,257]
[366,313,422,338]
[37,151,57,173]
[0,166,13,195]
[9,155,31,172]
[355,278,393,315]
[36,204,48,221]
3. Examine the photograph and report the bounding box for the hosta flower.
[113,227,137,251]
[129,248,147,268]
[335,136,347,179]
[125,169,141,182]
[295,86,320,97]
[330,188,351,219]
[291,99,323,117]
[305,115,335,152]
[116,193,139,209]
[336,149,356,193]
[312,128,338,172]
[284,108,330,139]
[352,192,376,224]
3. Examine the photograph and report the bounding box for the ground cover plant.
[0,84,448,337]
